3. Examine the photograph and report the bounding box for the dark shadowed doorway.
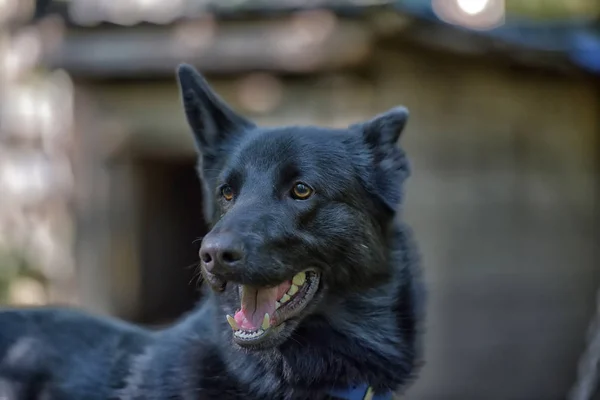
[135,156,207,325]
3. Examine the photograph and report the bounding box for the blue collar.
[327,384,393,400]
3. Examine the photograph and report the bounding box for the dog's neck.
[212,224,422,399]
[214,286,408,399]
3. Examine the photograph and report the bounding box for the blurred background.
[0,0,599,399]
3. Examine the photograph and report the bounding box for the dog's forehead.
[233,126,351,171]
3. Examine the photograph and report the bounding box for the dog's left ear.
[176,64,255,156]
[356,107,411,213]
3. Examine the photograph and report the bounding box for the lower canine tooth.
[226,314,239,331]
[292,272,306,286]
[262,313,271,330]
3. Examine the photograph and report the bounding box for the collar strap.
[327,384,393,400]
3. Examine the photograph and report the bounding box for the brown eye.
[221,185,234,201]
[291,182,313,200]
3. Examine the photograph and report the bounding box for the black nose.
[199,232,245,273]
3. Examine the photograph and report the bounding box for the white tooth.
[292,272,306,286]
[234,327,268,339]
[281,293,291,303]
[276,301,281,309]
[262,313,271,330]
[226,315,239,331]
[288,284,299,296]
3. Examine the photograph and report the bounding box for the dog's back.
[0,307,153,399]
[0,311,50,400]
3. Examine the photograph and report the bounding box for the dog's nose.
[200,233,245,273]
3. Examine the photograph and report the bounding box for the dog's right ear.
[176,64,255,155]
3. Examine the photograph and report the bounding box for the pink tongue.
[233,282,291,330]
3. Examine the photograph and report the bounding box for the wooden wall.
[373,47,599,400]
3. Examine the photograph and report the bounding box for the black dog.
[0,65,425,400]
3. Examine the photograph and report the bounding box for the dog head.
[177,65,411,350]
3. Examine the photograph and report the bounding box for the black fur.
[0,65,425,400]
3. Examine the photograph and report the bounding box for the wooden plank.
[43,18,373,78]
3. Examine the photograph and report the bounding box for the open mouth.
[226,269,320,346]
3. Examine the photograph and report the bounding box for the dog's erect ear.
[356,107,411,213]
[362,107,409,149]
[176,64,255,155]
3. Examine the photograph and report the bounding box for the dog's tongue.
[234,282,291,330]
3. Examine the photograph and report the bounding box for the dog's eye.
[291,182,313,200]
[221,185,234,201]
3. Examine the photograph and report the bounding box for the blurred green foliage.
[0,248,47,304]
[0,249,22,303]
[506,0,598,19]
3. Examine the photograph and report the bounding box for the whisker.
[192,236,205,244]
[185,261,200,270]
[189,265,204,287]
